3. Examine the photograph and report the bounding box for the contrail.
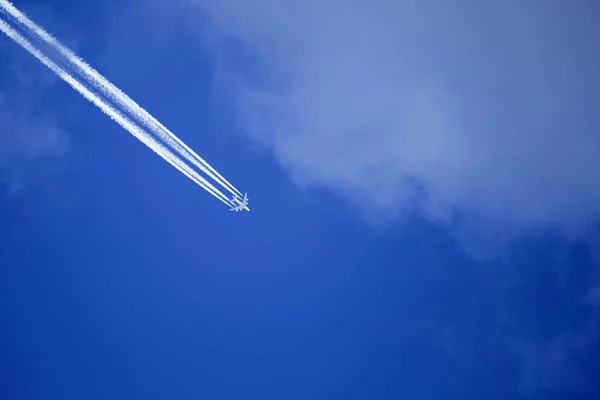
[0,0,243,199]
[0,18,232,206]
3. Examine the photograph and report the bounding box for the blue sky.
[1,0,600,398]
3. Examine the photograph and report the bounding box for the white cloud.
[157,1,600,232]
[0,56,69,189]
[0,3,71,189]
[0,94,69,191]
[0,93,67,164]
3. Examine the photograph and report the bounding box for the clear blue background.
[2,0,600,399]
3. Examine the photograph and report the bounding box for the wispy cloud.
[0,57,69,191]
[0,92,68,166]
[0,3,70,190]
[176,0,600,232]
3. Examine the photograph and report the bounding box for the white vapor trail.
[0,18,232,206]
[0,0,243,199]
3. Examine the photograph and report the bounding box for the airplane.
[230,193,250,212]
